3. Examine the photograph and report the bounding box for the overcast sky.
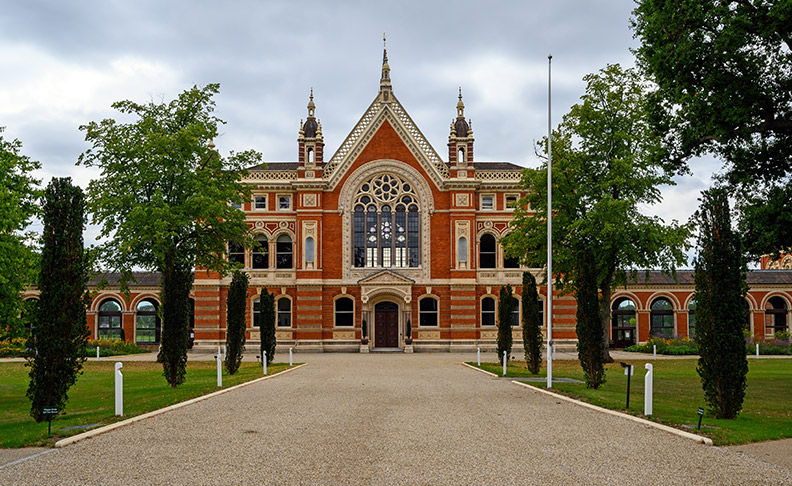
[1,0,720,261]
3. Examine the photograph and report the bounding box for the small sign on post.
[620,362,634,408]
[697,407,704,430]
[42,406,58,435]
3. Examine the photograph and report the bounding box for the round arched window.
[650,298,674,338]
[98,299,123,341]
[765,296,789,337]
[136,299,160,345]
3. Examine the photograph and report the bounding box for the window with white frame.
[481,195,494,210]
[254,195,267,210]
[419,297,439,326]
[335,297,354,326]
[481,297,496,326]
[278,195,291,210]
[505,194,519,209]
[252,235,268,269]
[277,298,291,327]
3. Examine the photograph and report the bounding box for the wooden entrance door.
[374,302,399,348]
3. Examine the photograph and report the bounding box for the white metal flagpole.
[546,54,553,389]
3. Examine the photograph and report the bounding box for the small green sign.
[42,407,58,416]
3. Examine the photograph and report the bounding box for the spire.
[456,87,465,118]
[452,88,470,137]
[307,87,315,117]
[303,88,318,138]
[380,32,391,91]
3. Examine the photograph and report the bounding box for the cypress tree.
[26,177,90,422]
[224,271,248,375]
[159,262,192,388]
[521,272,542,374]
[693,188,748,419]
[575,248,606,388]
[260,290,276,365]
[497,285,514,364]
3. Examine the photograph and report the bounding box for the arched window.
[277,298,292,327]
[352,174,421,268]
[98,299,123,341]
[481,297,496,326]
[307,148,314,164]
[479,234,496,268]
[419,297,438,327]
[228,242,244,265]
[765,296,789,337]
[650,298,674,338]
[276,235,293,269]
[136,299,160,345]
[335,297,354,327]
[252,235,268,269]
[612,297,636,347]
[457,237,468,265]
[458,147,465,163]
[510,297,520,327]
[305,237,315,267]
[688,299,697,338]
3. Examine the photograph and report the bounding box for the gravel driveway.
[1,352,790,485]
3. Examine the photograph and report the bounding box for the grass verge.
[470,358,792,445]
[0,361,293,448]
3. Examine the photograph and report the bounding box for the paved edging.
[460,361,499,377]
[511,380,714,446]
[54,363,307,448]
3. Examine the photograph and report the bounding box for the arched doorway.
[374,301,399,348]
[611,297,636,348]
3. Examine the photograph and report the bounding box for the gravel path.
[1,353,790,485]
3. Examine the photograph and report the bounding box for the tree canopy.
[0,128,41,339]
[78,83,261,284]
[632,0,792,258]
[503,64,690,355]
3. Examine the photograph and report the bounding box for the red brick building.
[24,53,792,351]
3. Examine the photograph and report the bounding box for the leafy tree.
[575,248,606,388]
[503,64,690,361]
[0,128,41,340]
[632,0,792,258]
[224,271,248,375]
[497,285,514,364]
[77,84,261,387]
[26,178,90,422]
[693,187,748,419]
[260,290,276,365]
[521,272,542,374]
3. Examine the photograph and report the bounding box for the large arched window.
[479,234,496,268]
[688,299,697,338]
[419,297,438,327]
[612,297,636,347]
[481,297,496,326]
[98,299,123,341]
[252,235,268,269]
[276,235,293,269]
[650,298,674,338]
[136,299,160,345]
[277,298,292,327]
[335,297,354,327]
[352,174,420,268]
[765,296,789,337]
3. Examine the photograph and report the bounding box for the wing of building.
[24,50,792,352]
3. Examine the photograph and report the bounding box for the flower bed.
[0,338,150,358]
[625,334,792,355]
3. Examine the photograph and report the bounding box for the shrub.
[497,285,514,364]
[574,249,606,388]
[625,336,699,355]
[260,290,276,365]
[224,271,248,375]
[521,272,542,374]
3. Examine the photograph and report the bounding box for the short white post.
[653,344,657,359]
[502,351,507,376]
[477,347,481,366]
[644,363,653,416]
[262,351,267,376]
[114,362,123,416]
[289,348,293,367]
[552,343,556,360]
[756,343,760,359]
[96,346,100,360]
[216,346,222,388]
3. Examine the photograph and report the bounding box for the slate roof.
[88,272,163,287]
[247,161,524,172]
[626,270,792,287]
[247,162,299,171]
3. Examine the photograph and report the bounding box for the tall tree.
[521,272,542,375]
[259,290,276,365]
[225,270,248,375]
[693,187,748,419]
[632,0,792,259]
[0,128,41,340]
[78,84,261,387]
[497,285,514,364]
[503,64,690,360]
[26,178,90,422]
[575,247,606,388]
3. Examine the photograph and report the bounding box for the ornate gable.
[359,269,414,304]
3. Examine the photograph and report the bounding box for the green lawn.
[473,358,792,445]
[0,360,293,448]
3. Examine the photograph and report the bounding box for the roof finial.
[307,87,315,117]
[380,32,391,91]
[457,87,465,118]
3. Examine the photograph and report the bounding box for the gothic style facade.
[24,52,792,351]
